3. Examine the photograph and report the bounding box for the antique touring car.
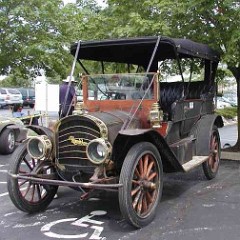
[7,36,223,228]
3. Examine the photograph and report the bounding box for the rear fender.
[190,114,223,156]
[112,129,183,173]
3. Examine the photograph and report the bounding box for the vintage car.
[7,36,223,228]
[0,116,24,154]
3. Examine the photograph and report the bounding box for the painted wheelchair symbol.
[41,210,107,239]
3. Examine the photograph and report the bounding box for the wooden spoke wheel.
[7,141,58,213]
[202,126,221,180]
[119,142,163,228]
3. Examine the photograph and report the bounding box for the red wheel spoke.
[148,172,157,181]
[31,184,36,202]
[146,161,154,178]
[134,168,141,178]
[137,192,143,215]
[36,185,42,201]
[31,159,36,168]
[19,180,28,187]
[146,191,153,204]
[22,183,31,198]
[142,194,148,213]
[132,180,139,186]
[211,136,216,149]
[132,190,141,209]
[23,159,33,171]
[138,158,144,177]
[131,185,141,197]
[143,155,149,177]
[209,156,215,167]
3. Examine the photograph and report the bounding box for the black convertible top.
[70,36,220,69]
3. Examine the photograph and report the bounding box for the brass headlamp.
[27,135,53,160]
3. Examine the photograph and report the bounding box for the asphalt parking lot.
[0,108,239,240]
[1,153,240,240]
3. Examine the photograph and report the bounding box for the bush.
[215,107,237,119]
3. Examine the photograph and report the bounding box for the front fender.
[25,125,54,142]
[113,129,183,173]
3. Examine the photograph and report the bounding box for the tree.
[0,0,82,81]
[164,0,240,150]
[98,0,240,150]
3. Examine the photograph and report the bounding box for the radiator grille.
[56,115,100,170]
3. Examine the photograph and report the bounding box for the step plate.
[182,156,209,172]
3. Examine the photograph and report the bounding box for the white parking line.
[0,182,7,184]
[0,192,9,197]
[0,170,8,173]
[0,187,27,198]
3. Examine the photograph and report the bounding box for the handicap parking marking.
[0,164,9,168]
[41,210,107,239]
[0,164,8,173]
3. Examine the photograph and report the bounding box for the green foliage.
[0,0,87,79]
[215,107,237,119]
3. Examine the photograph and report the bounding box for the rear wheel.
[202,126,221,180]
[0,128,15,154]
[119,142,163,228]
[7,142,58,213]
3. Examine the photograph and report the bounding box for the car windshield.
[8,89,21,94]
[83,73,155,101]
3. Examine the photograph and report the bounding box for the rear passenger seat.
[159,81,215,120]
[159,82,184,117]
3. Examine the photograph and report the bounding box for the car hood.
[88,110,140,144]
[0,116,24,126]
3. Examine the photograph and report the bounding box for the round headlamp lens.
[38,141,44,154]
[28,138,45,159]
[96,143,106,157]
[86,139,112,165]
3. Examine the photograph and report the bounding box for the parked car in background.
[0,116,24,154]
[0,88,23,108]
[216,97,232,109]
[17,88,35,108]
[221,96,237,107]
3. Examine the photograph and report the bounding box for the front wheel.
[202,126,221,180]
[0,128,15,154]
[119,142,163,228]
[7,141,58,213]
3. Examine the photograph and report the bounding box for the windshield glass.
[79,73,155,101]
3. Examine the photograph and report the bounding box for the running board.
[182,156,208,172]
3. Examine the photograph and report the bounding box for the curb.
[221,151,240,161]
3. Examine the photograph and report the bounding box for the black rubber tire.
[119,142,163,228]
[202,126,221,180]
[29,104,34,108]
[7,141,58,213]
[0,128,15,154]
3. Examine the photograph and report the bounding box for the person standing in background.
[12,103,39,125]
[59,76,77,118]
